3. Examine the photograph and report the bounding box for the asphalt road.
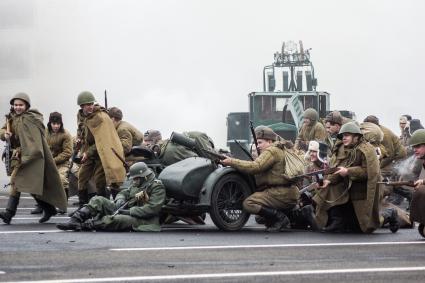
[0,192,424,283]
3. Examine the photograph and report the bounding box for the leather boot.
[419,224,425,238]
[30,204,43,214]
[382,207,399,233]
[258,206,290,232]
[0,195,20,224]
[322,207,345,233]
[78,190,89,208]
[301,205,319,231]
[36,199,57,223]
[56,206,93,231]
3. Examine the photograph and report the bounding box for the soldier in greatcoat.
[294,108,327,152]
[0,93,67,224]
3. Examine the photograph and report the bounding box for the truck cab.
[227,41,331,159]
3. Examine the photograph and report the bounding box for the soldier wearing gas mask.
[56,162,165,232]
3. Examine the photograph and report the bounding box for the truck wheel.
[210,173,251,231]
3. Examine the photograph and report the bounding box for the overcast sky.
[1,0,424,152]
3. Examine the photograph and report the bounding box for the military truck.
[227,40,333,159]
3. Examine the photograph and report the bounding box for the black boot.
[301,205,319,231]
[258,206,290,232]
[36,199,57,223]
[56,206,92,231]
[0,195,20,224]
[30,204,43,214]
[78,190,89,208]
[419,224,425,238]
[382,208,399,233]
[322,207,345,233]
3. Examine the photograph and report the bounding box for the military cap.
[144,130,162,144]
[325,111,343,125]
[108,107,123,120]
[363,115,380,126]
[49,112,63,124]
[255,126,277,141]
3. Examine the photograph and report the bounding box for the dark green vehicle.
[227,40,332,159]
[128,132,256,231]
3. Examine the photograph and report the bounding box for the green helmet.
[77,91,96,106]
[10,92,31,108]
[337,121,362,138]
[303,108,319,121]
[409,129,425,147]
[129,162,153,179]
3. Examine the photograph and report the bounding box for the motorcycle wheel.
[209,173,251,231]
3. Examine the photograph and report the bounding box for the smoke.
[393,155,422,181]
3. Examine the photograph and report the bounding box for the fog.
[1,0,424,153]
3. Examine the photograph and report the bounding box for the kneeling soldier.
[57,162,165,232]
[221,127,299,232]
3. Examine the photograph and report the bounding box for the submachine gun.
[377,180,416,188]
[2,114,12,176]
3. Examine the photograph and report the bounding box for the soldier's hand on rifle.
[318,179,330,189]
[220,157,232,166]
[135,191,149,203]
[414,179,424,190]
[334,166,348,177]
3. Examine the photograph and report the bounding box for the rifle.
[111,199,130,217]
[67,140,81,178]
[111,147,130,172]
[292,167,340,186]
[377,180,416,187]
[233,139,254,161]
[249,120,261,157]
[2,115,12,176]
[200,148,227,161]
[104,90,108,109]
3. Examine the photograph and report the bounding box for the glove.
[135,191,149,203]
[118,209,130,215]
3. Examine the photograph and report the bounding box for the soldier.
[314,122,381,233]
[32,112,73,214]
[76,91,126,206]
[409,130,425,238]
[143,129,162,147]
[294,108,327,152]
[363,115,406,171]
[56,162,166,232]
[324,111,344,152]
[399,116,411,148]
[221,127,299,232]
[108,107,144,156]
[0,93,67,224]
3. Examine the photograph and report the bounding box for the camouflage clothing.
[229,143,299,214]
[85,179,166,231]
[314,139,381,233]
[295,122,327,151]
[114,120,144,155]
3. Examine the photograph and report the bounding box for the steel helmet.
[129,162,153,179]
[337,121,362,139]
[409,129,425,147]
[10,92,31,108]
[77,91,96,106]
[255,126,277,141]
[303,108,319,121]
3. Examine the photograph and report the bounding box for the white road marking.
[110,241,425,251]
[0,230,61,234]
[2,266,425,282]
[0,271,5,274]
